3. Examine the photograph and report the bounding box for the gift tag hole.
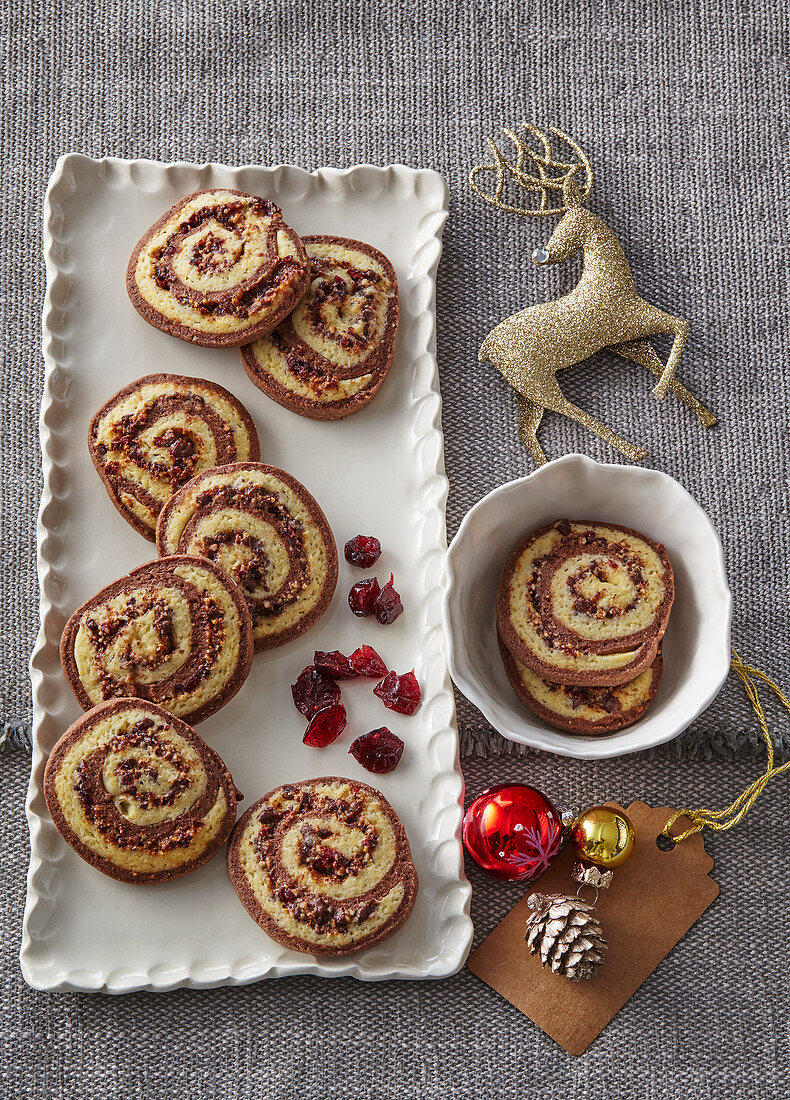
[655,833,676,852]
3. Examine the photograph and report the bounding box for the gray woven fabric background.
[2,1,789,1096]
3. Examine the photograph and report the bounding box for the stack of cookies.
[496,519,674,735]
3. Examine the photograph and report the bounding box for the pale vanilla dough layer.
[93,379,257,525]
[238,781,407,949]
[133,191,301,336]
[159,468,330,645]
[52,706,229,874]
[515,656,656,724]
[291,241,392,371]
[507,523,667,670]
[546,525,668,642]
[507,528,642,673]
[246,335,374,403]
[72,562,244,717]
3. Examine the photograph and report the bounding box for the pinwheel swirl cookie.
[44,700,240,883]
[240,236,399,420]
[60,556,253,723]
[228,778,418,956]
[156,463,338,650]
[89,374,260,540]
[498,632,663,735]
[126,189,310,347]
[498,519,674,687]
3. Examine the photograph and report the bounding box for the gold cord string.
[662,647,790,844]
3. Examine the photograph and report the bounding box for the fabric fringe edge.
[1,720,32,753]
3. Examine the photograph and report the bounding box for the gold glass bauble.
[571,806,635,869]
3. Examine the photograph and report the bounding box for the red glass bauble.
[462,783,564,881]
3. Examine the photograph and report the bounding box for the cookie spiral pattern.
[240,235,399,419]
[499,632,663,735]
[228,778,418,956]
[497,520,674,687]
[126,189,310,347]
[89,373,260,540]
[156,463,338,651]
[44,700,240,883]
[60,556,253,723]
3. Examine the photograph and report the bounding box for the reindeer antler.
[469,124,593,216]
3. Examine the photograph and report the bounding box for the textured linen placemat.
[2,1,790,1096]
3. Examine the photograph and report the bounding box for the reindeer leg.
[651,317,689,400]
[516,395,547,465]
[612,339,717,427]
[542,389,649,462]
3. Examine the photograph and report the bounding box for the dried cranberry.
[348,577,381,616]
[291,665,341,718]
[313,650,355,679]
[374,670,421,715]
[373,574,403,625]
[349,727,404,773]
[303,703,347,747]
[344,535,382,568]
[349,645,388,678]
[310,849,338,875]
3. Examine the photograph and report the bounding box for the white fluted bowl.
[443,455,732,759]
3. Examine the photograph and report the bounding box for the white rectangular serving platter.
[21,156,473,993]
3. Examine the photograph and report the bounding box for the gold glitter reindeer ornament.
[471,125,716,465]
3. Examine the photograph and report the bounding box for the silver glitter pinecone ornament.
[525,891,607,982]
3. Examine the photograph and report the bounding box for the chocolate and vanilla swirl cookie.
[44,700,240,883]
[60,556,253,723]
[228,778,418,956]
[126,190,310,347]
[89,374,260,540]
[240,236,399,420]
[498,632,663,735]
[497,520,674,687]
[156,463,338,651]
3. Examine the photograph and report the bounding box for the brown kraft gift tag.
[466,802,719,1055]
